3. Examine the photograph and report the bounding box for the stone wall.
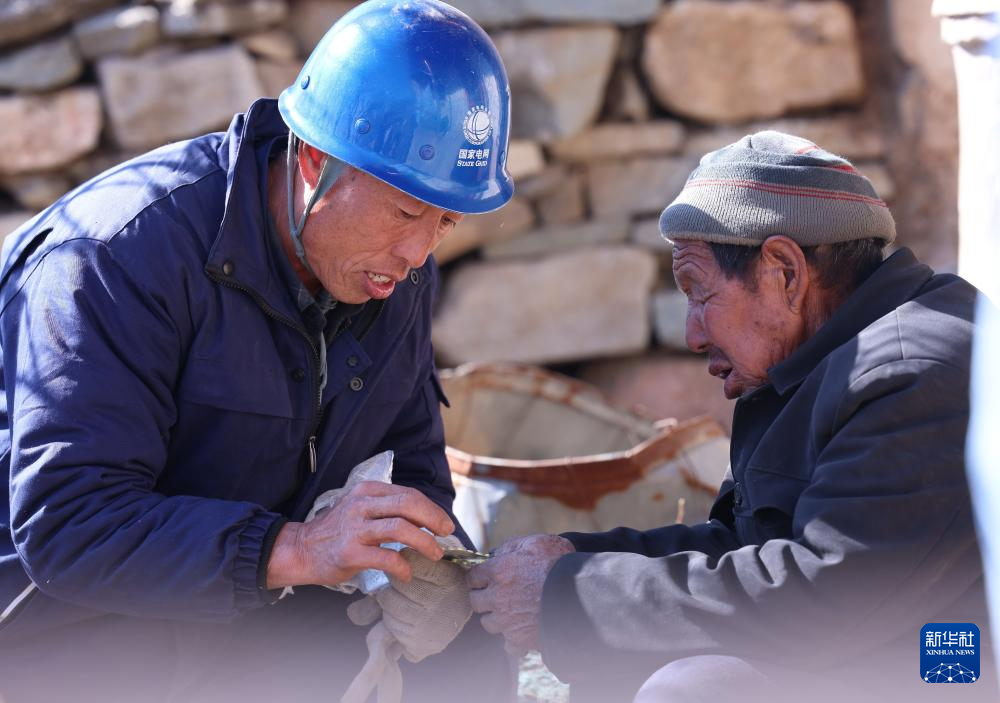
[0,0,959,430]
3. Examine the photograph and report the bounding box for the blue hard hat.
[278,0,514,215]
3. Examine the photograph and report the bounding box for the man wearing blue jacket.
[0,2,513,701]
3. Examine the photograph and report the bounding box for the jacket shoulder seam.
[1,166,223,319]
[847,357,966,395]
[103,166,223,246]
[0,237,116,319]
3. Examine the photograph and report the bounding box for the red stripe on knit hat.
[793,145,857,172]
[684,178,887,208]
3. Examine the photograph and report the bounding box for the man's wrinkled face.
[301,167,463,304]
[672,239,801,400]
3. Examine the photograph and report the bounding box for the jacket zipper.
[307,435,317,474]
[207,271,323,472]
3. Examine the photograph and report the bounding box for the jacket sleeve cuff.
[234,511,286,612]
[559,531,613,553]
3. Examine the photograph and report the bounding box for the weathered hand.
[466,534,575,657]
[266,481,454,588]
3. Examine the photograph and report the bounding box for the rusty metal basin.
[440,363,731,549]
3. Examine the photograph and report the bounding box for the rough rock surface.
[433,196,535,264]
[581,352,735,433]
[588,156,696,218]
[887,0,961,271]
[286,0,357,53]
[605,67,651,123]
[1,173,73,211]
[685,115,886,161]
[162,0,288,38]
[443,0,521,26]
[516,166,569,200]
[550,121,685,163]
[73,6,161,59]
[0,35,83,92]
[241,29,300,62]
[0,0,140,48]
[0,87,102,176]
[536,170,585,226]
[0,0,74,48]
[481,218,630,260]
[857,163,896,202]
[99,45,264,149]
[514,165,588,225]
[256,58,300,98]
[630,217,672,253]
[495,27,619,140]
[449,0,660,27]
[651,288,689,351]
[642,0,865,124]
[506,140,546,181]
[72,0,123,19]
[892,0,957,92]
[521,0,660,26]
[433,246,657,365]
[67,148,143,186]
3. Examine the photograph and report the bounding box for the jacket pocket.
[738,466,811,543]
[177,357,302,419]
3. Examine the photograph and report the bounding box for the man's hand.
[466,534,575,657]
[266,481,454,588]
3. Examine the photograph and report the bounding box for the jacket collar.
[205,98,299,320]
[768,247,934,395]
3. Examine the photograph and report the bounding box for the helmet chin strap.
[286,131,345,279]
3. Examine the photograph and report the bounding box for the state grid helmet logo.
[463,105,492,145]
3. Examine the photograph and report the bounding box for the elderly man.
[0,2,512,702]
[468,131,991,702]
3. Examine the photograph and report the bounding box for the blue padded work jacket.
[0,99,458,638]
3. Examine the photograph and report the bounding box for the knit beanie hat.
[659,131,896,247]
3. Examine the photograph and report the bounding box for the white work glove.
[340,535,473,703]
[356,535,472,661]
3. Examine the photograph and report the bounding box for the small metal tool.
[441,548,491,568]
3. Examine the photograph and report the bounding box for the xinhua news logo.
[921,623,980,683]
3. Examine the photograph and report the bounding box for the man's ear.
[297,142,326,189]
[759,235,810,312]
